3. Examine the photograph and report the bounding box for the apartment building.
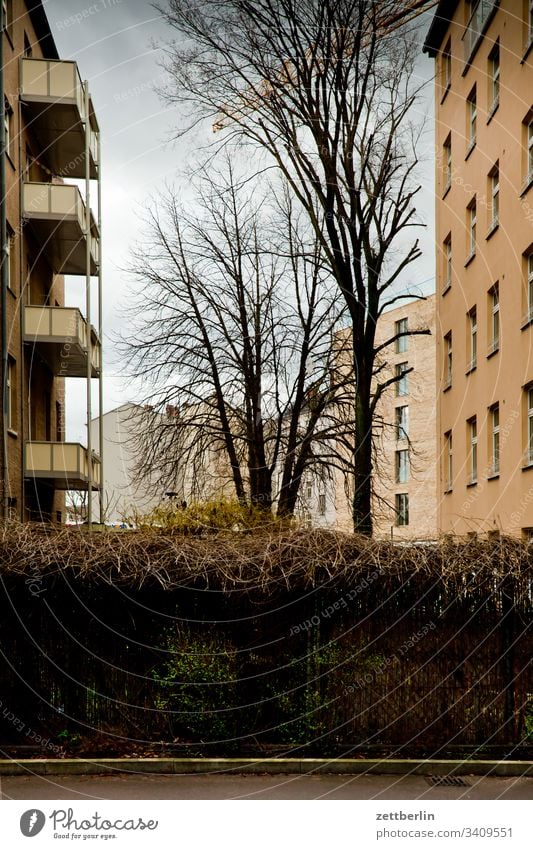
[1,0,102,522]
[331,295,438,539]
[424,1,533,537]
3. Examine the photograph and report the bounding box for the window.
[527,119,533,182]
[2,0,13,40]
[306,484,312,500]
[395,362,408,396]
[23,32,32,57]
[3,98,13,161]
[489,283,499,353]
[318,493,326,516]
[443,134,452,192]
[468,307,477,371]
[522,527,533,542]
[395,405,409,441]
[489,163,499,229]
[468,197,477,257]
[488,41,499,112]
[444,331,452,388]
[445,431,453,490]
[467,86,477,150]
[529,0,533,45]
[527,387,533,466]
[468,416,478,484]
[442,38,452,94]
[489,403,500,475]
[527,254,533,323]
[395,449,409,484]
[6,357,15,431]
[395,493,409,527]
[395,317,408,353]
[6,223,14,291]
[443,233,452,292]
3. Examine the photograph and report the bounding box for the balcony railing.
[23,182,99,276]
[24,306,100,377]
[25,442,100,491]
[20,57,98,178]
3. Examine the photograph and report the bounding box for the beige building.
[332,295,438,539]
[424,1,533,537]
[1,0,102,522]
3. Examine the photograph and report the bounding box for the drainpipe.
[84,82,92,530]
[0,4,8,520]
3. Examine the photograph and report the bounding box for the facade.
[331,295,438,539]
[424,1,533,537]
[1,0,102,522]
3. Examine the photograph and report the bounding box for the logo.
[20,809,46,837]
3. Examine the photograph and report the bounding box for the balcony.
[20,58,98,178]
[25,442,100,491]
[24,306,100,377]
[23,182,99,276]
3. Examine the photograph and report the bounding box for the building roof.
[27,0,59,60]
[422,0,459,56]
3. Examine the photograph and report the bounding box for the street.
[1,772,532,800]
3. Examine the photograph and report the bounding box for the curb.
[0,758,532,778]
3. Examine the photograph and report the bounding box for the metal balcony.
[25,442,101,491]
[23,182,99,276]
[24,306,100,377]
[20,57,98,178]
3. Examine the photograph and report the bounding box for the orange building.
[1,1,102,522]
[424,0,533,538]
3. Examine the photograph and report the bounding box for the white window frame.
[469,199,477,256]
[490,166,499,228]
[445,235,452,291]
[395,317,408,354]
[468,417,478,484]
[445,332,452,387]
[395,405,409,441]
[526,386,533,466]
[468,89,477,148]
[444,136,452,191]
[396,362,408,397]
[490,284,499,352]
[395,449,409,484]
[490,404,500,475]
[489,44,499,111]
[445,431,453,490]
[395,493,409,527]
[468,307,477,370]
[526,253,533,321]
[442,40,452,91]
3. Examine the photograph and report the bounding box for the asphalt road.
[1,773,532,800]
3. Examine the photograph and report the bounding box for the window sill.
[465,140,476,161]
[464,250,476,268]
[444,486,453,494]
[442,281,451,296]
[443,380,452,393]
[465,361,477,375]
[443,182,451,200]
[522,462,533,472]
[5,152,15,171]
[521,313,533,330]
[487,342,499,358]
[486,220,499,240]
[7,429,17,439]
[466,478,478,488]
[487,471,500,480]
[7,286,17,299]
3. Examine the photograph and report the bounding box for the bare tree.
[155,0,430,534]
[123,165,350,516]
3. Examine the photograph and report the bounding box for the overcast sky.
[41,0,436,442]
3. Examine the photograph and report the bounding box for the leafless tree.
[155,0,430,533]
[123,164,351,516]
